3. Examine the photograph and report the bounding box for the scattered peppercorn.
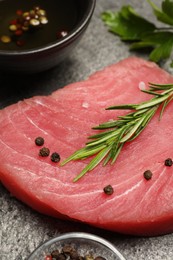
[165,158,173,167]
[55,253,66,260]
[51,152,61,163]
[45,244,108,260]
[51,249,60,258]
[62,244,75,255]
[143,170,152,180]
[103,184,114,195]
[0,6,48,46]
[35,136,44,146]
[39,147,50,157]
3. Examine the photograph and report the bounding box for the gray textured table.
[1,1,173,259]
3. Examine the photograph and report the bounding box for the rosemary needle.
[61,82,173,182]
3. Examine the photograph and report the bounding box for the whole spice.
[51,249,60,258]
[61,82,173,182]
[39,147,50,157]
[46,244,108,260]
[51,152,61,163]
[62,244,75,255]
[54,253,66,260]
[35,136,44,146]
[143,170,152,180]
[165,158,173,167]
[0,6,48,46]
[103,185,114,195]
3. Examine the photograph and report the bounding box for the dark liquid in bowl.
[0,0,79,50]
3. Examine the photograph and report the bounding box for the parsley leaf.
[101,0,173,65]
[130,31,173,62]
[148,0,173,25]
[101,5,156,41]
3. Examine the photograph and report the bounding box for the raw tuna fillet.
[1,56,173,236]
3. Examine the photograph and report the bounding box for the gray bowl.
[27,232,126,260]
[0,0,96,73]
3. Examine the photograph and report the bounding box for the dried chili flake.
[165,158,173,167]
[103,185,114,195]
[39,147,50,157]
[143,170,152,180]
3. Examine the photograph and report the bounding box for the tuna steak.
[1,57,173,236]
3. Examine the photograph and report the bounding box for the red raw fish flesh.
[1,57,173,236]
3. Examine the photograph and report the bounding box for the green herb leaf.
[102,0,173,64]
[101,5,156,41]
[130,31,173,62]
[147,0,173,25]
[61,83,173,182]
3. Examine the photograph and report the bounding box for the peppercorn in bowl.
[0,0,96,73]
[27,232,126,260]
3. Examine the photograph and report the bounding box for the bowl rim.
[27,232,126,260]
[0,0,96,56]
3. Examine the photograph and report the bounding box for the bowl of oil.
[27,232,126,260]
[0,0,96,73]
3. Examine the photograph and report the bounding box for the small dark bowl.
[0,0,96,73]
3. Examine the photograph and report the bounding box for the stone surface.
[1,1,173,259]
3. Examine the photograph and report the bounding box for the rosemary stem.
[61,83,173,181]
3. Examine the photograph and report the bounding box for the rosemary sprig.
[61,83,173,182]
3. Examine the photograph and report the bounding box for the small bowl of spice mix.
[0,0,96,73]
[27,232,126,260]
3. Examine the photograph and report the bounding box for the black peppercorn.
[35,136,44,146]
[51,152,61,163]
[165,158,173,167]
[143,170,152,180]
[39,147,50,157]
[55,253,66,260]
[46,244,108,260]
[103,185,114,195]
[51,249,60,258]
